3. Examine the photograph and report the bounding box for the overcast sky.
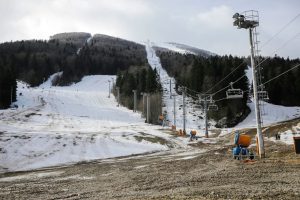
[0,0,299,58]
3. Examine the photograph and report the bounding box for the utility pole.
[108,80,111,98]
[111,78,115,90]
[146,93,150,123]
[116,87,120,107]
[10,86,13,105]
[172,94,176,127]
[199,94,209,138]
[169,79,172,99]
[204,97,208,138]
[182,87,186,134]
[132,90,137,112]
[233,10,265,158]
[142,93,145,117]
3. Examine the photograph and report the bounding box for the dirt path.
[0,137,299,200]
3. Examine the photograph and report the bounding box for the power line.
[160,25,300,108]
[161,31,299,101]
[260,63,300,87]
[204,61,246,94]
[212,74,247,96]
[214,97,228,103]
[185,87,201,94]
[206,31,300,97]
[261,13,300,48]
[255,31,300,69]
[204,15,300,95]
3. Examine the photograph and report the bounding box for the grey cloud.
[0,0,299,58]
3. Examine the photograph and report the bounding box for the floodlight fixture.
[233,10,259,29]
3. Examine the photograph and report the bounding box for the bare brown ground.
[1,122,300,200]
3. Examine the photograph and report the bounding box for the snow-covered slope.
[236,66,300,128]
[145,41,213,135]
[236,102,300,128]
[147,41,300,140]
[0,75,188,172]
[153,41,215,57]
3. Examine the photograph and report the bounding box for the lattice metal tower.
[251,13,266,123]
[233,10,265,158]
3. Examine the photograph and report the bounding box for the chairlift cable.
[255,32,300,70]
[211,74,247,96]
[261,13,300,48]
[259,63,300,87]
[214,97,228,103]
[161,33,299,103]
[204,61,246,94]
[204,19,300,95]
[185,87,201,94]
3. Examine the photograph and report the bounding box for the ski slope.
[236,66,300,128]
[146,41,300,142]
[145,41,214,135]
[0,75,188,172]
[1,40,300,173]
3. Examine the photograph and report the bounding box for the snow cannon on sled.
[189,130,197,141]
[234,132,251,147]
[232,131,254,160]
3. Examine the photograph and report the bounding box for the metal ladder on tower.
[253,26,266,126]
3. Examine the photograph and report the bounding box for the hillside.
[0,72,299,199]
[153,42,215,57]
[0,39,299,199]
[50,32,92,48]
[0,75,187,172]
[0,33,149,109]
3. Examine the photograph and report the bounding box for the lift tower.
[233,10,265,158]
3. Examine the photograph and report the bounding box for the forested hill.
[0,32,148,108]
[1,32,299,128]
[155,49,300,127]
[50,32,92,47]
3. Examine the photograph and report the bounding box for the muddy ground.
[0,131,299,200]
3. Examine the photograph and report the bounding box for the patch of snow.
[245,65,253,86]
[0,75,188,172]
[268,130,300,145]
[134,165,148,169]
[145,41,215,137]
[175,155,198,160]
[236,101,300,128]
[39,72,63,88]
[153,41,195,54]
[0,171,64,182]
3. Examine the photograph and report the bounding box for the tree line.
[0,34,147,109]
[156,49,299,127]
[115,65,162,124]
[260,56,300,106]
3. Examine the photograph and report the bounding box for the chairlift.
[247,97,252,103]
[193,105,202,109]
[226,82,243,99]
[258,91,269,100]
[208,103,218,111]
[209,95,214,103]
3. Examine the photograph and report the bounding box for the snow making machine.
[232,131,255,160]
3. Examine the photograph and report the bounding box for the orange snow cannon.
[191,130,197,136]
[234,132,251,147]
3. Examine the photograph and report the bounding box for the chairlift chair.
[208,104,218,111]
[226,82,244,99]
[258,91,269,100]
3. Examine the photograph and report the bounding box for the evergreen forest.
[0,33,299,127]
[155,49,300,127]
